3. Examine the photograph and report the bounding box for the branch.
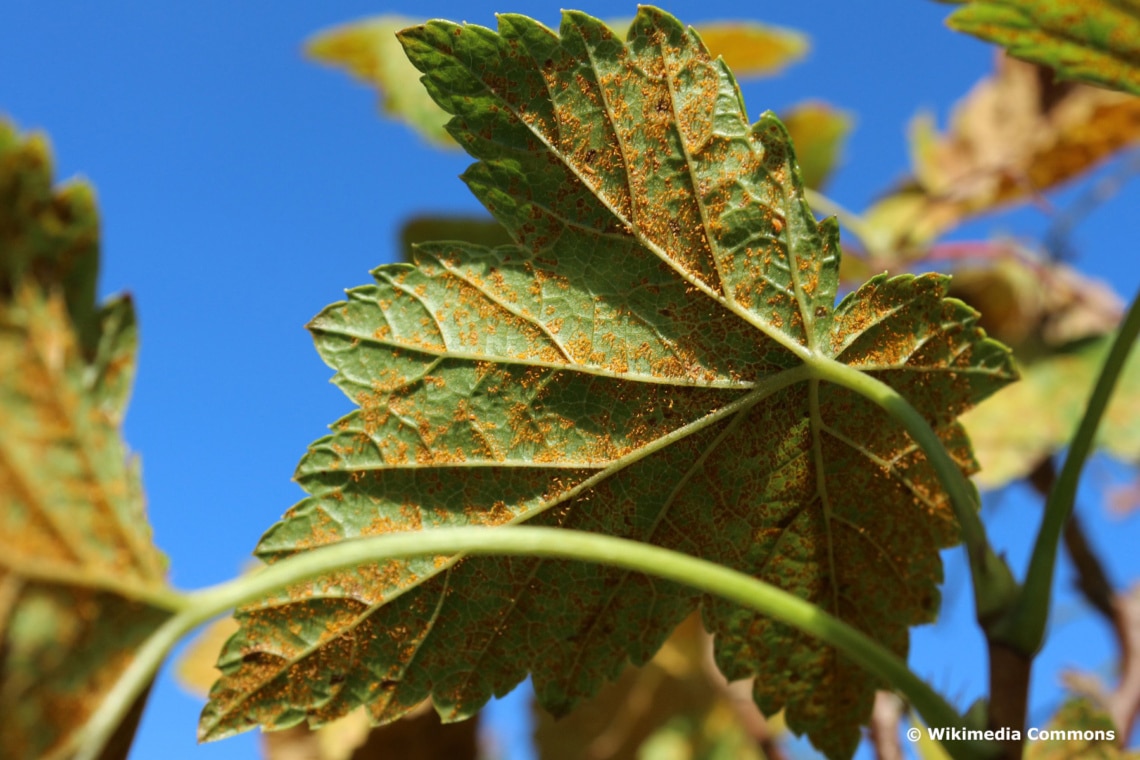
[1027,458,1115,623]
[870,692,904,760]
[62,527,995,760]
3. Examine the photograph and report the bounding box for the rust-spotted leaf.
[0,123,169,760]
[307,15,807,149]
[943,0,1140,96]
[200,9,1014,759]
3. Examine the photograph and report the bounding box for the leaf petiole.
[805,355,1020,625]
[65,526,997,760]
[998,284,1140,654]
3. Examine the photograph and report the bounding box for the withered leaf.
[0,122,168,760]
[864,54,1140,257]
[202,9,1014,759]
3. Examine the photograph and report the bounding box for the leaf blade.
[204,10,1015,759]
[0,121,168,760]
[947,0,1140,96]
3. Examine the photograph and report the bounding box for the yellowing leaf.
[0,293,166,757]
[780,101,852,190]
[1025,698,1127,760]
[202,10,1014,759]
[693,22,807,77]
[946,0,1140,96]
[0,121,168,756]
[865,54,1140,255]
[0,123,169,760]
[963,332,1140,489]
[306,16,454,147]
[307,17,807,149]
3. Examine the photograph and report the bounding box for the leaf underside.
[946,0,1140,96]
[0,121,168,760]
[305,14,807,149]
[202,9,1014,759]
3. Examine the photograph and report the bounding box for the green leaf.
[202,9,1014,759]
[0,123,169,760]
[307,16,807,149]
[1024,698,1127,760]
[963,332,1140,489]
[946,0,1140,96]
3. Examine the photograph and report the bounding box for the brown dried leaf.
[866,54,1140,256]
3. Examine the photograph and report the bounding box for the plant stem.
[997,286,1140,655]
[66,527,996,760]
[806,357,1019,624]
[1027,458,1115,623]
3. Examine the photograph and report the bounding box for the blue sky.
[2,2,1138,758]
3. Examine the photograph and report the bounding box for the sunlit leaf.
[962,332,1140,489]
[202,9,1014,759]
[1024,698,1127,760]
[635,704,763,760]
[690,21,808,77]
[780,101,852,190]
[864,54,1140,256]
[306,16,454,147]
[944,0,1140,96]
[307,16,807,149]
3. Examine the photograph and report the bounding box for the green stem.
[998,286,1140,654]
[66,527,996,760]
[807,357,1019,624]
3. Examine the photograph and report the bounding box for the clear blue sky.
[2,2,1138,758]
